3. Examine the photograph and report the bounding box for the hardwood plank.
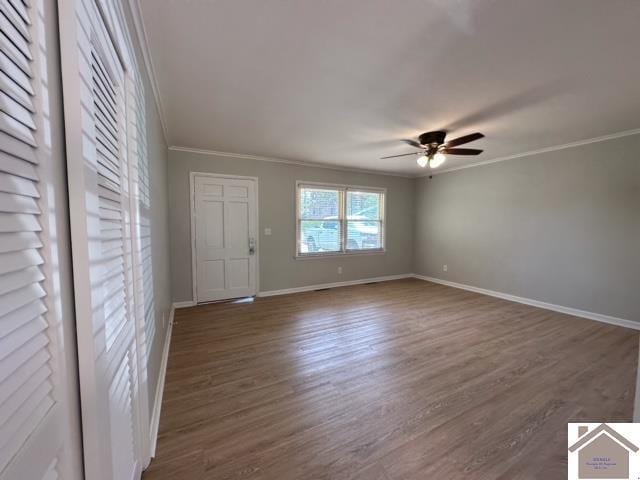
[143,279,638,480]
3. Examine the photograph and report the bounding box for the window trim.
[295,180,387,258]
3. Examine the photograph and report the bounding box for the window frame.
[295,181,386,258]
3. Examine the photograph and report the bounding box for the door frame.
[189,172,260,303]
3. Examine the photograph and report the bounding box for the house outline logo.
[568,423,639,479]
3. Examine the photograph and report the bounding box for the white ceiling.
[138,0,640,176]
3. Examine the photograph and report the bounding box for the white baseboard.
[172,300,195,309]
[149,306,174,458]
[258,274,413,297]
[412,274,640,331]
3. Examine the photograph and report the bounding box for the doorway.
[190,173,259,303]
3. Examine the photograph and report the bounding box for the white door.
[193,174,258,302]
[59,0,148,478]
[0,0,82,478]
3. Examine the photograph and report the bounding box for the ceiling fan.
[381,131,484,168]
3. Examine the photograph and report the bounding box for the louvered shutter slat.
[0,10,31,53]
[92,86,117,127]
[0,265,43,295]
[0,297,45,337]
[98,155,120,185]
[0,231,40,253]
[6,0,29,25]
[0,131,37,163]
[0,362,51,432]
[91,52,116,100]
[101,227,122,241]
[0,70,33,111]
[0,90,35,125]
[0,39,32,79]
[0,110,35,146]
[0,212,40,232]
[0,151,37,181]
[0,3,29,39]
[97,183,120,204]
[0,170,38,196]
[99,206,121,221]
[94,105,117,139]
[95,127,119,159]
[96,147,120,176]
[0,314,45,364]
[0,191,39,213]
[0,283,45,319]
[98,178,119,196]
[0,323,48,384]
[102,255,123,276]
[0,247,42,273]
[0,383,54,468]
[0,348,48,407]
[96,158,119,185]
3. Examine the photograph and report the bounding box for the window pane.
[347,191,381,220]
[300,220,341,253]
[300,187,340,219]
[346,221,382,250]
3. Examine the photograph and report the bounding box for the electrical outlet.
[264,227,272,236]
[443,264,448,272]
[337,266,343,275]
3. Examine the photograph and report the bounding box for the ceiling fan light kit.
[381,130,485,170]
[415,152,446,168]
[430,152,446,168]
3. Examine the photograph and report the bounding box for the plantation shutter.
[93,38,131,354]
[59,0,147,478]
[0,0,80,478]
[126,73,152,460]
[133,79,154,367]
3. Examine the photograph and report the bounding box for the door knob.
[249,237,255,255]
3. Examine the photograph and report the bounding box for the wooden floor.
[143,278,638,480]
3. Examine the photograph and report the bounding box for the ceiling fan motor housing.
[418,130,447,147]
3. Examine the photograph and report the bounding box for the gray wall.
[168,150,415,301]
[123,5,172,414]
[413,134,640,321]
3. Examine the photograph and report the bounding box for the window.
[296,182,385,256]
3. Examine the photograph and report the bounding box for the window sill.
[294,250,386,260]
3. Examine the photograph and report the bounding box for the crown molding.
[127,0,169,144]
[168,145,414,178]
[420,127,640,177]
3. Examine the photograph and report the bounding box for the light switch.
[264,227,272,236]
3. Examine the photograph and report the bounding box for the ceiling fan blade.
[442,148,483,155]
[380,152,418,159]
[445,132,484,148]
[401,139,422,148]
